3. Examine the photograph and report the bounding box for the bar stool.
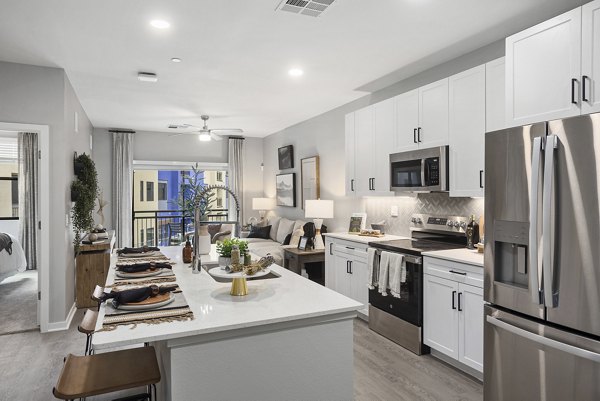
[52,346,160,400]
[77,309,98,355]
[91,285,104,311]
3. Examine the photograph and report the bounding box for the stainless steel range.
[368,214,468,355]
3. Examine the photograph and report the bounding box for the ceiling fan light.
[198,132,211,142]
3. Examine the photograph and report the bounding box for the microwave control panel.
[425,157,440,185]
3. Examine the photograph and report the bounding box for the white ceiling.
[0,0,583,137]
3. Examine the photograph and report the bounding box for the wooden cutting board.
[124,292,170,306]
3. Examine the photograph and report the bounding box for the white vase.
[219,256,231,270]
[196,225,211,256]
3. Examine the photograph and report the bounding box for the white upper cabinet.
[354,106,375,196]
[373,98,395,193]
[418,78,450,148]
[394,89,420,152]
[506,7,582,127]
[485,57,506,132]
[582,0,600,114]
[344,113,356,197]
[449,65,486,198]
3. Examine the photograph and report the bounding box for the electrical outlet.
[65,213,70,227]
[390,205,399,217]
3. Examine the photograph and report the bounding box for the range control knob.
[411,217,417,224]
[415,218,422,224]
[459,222,467,229]
[446,221,454,227]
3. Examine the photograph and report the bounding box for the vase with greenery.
[173,163,216,223]
[216,238,248,267]
[71,153,99,253]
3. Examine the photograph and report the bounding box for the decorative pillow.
[303,222,316,238]
[247,225,271,239]
[289,228,304,247]
[292,219,305,232]
[268,217,281,241]
[277,218,296,244]
[283,233,292,246]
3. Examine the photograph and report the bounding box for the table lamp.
[305,199,334,250]
[252,197,276,223]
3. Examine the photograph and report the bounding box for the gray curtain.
[18,132,39,270]
[112,132,134,248]
[228,137,244,235]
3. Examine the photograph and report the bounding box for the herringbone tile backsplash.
[365,193,484,236]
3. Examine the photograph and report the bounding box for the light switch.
[65,213,70,227]
[390,205,399,217]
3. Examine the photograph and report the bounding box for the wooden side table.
[75,231,115,308]
[283,248,325,285]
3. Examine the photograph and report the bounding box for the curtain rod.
[108,129,136,134]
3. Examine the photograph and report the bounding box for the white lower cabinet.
[423,257,484,373]
[325,237,369,312]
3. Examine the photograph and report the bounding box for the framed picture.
[298,236,308,250]
[301,156,320,210]
[348,212,367,234]
[276,173,296,207]
[278,145,294,170]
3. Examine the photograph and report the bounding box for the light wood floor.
[0,312,482,400]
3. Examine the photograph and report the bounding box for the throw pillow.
[289,228,304,247]
[268,217,281,241]
[293,219,305,232]
[247,225,271,239]
[277,218,296,243]
[283,233,292,246]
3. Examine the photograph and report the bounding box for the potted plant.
[216,238,248,267]
[71,153,99,254]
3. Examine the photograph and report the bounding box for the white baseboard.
[46,302,77,332]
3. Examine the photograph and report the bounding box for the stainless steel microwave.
[389,146,449,192]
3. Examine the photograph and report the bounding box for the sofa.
[244,216,306,266]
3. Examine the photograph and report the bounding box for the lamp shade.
[305,199,334,219]
[252,197,276,210]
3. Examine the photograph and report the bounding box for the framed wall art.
[278,145,294,170]
[276,173,296,207]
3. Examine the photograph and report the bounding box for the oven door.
[368,253,423,326]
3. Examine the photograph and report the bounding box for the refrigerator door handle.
[487,315,600,363]
[529,136,543,304]
[542,134,558,308]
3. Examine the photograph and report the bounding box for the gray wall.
[92,129,263,232]
[263,41,504,234]
[0,61,92,324]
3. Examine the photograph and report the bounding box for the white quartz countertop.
[422,248,484,267]
[324,232,408,244]
[92,246,362,350]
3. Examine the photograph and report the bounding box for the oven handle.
[373,249,422,265]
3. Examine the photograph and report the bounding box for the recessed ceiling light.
[198,132,211,142]
[171,57,182,63]
[288,68,304,77]
[150,20,170,29]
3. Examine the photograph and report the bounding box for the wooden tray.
[358,233,385,238]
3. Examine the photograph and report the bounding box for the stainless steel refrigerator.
[484,113,600,400]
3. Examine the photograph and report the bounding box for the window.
[216,171,224,182]
[139,181,144,202]
[139,229,145,244]
[0,165,19,219]
[146,228,155,246]
[216,197,223,208]
[146,182,154,202]
[158,181,168,201]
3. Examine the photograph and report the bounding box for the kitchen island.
[93,246,362,401]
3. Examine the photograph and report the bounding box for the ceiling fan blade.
[210,132,224,141]
[169,132,199,138]
[209,128,244,134]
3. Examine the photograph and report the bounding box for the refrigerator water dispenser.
[493,220,529,288]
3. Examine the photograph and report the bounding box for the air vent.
[276,0,336,17]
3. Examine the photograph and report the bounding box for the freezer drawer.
[484,305,600,401]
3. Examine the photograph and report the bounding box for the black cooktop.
[368,238,465,256]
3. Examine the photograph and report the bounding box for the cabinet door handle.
[329,242,333,255]
[349,261,353,274]
[572,78,579,105]
[583,75,590,102]
[452,290,457,310]
[418,127,422,142]
[479,170,484,189]
[414,128,417,143]
[350,179,354,192]
[371,177,375,190]
[346,260,350,273]
[449,270,467,276]
[458,292,463,311]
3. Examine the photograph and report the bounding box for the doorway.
[0,123,50,333]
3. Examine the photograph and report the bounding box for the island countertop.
[92,246,363,350]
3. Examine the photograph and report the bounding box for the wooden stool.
[53,346,161,400]
[77,309,98,355]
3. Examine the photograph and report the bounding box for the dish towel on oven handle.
[367,248,379,290]
[388,253,406,298]
[378,251,391,296]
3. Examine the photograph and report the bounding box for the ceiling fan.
[168,115,243,142]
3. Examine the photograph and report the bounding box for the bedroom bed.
[0,234,27,279]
